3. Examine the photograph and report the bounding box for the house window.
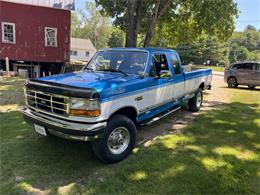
[45,27,57,47]
[85,51,90,57]
[70,50,77,56]
[1,22,16,44]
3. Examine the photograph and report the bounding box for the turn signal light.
[70,109,101,117]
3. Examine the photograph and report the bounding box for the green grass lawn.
[0,77,259,194]
[197,65,225,72]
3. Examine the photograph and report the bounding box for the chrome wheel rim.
[196,92,202,108]
[108,127,130,155]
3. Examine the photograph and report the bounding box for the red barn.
[0,1,71,77]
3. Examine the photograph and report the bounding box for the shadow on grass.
[0,101,259,194]
[220,86,260,91]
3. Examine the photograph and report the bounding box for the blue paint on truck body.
[36,48,212,103]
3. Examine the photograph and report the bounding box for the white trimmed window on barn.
[85,51,90,57]
[45,27,57,47]
[1,22,16,44]
[70,50,77,56]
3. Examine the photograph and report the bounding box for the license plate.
[34,124,47,136]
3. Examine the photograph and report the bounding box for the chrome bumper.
[22,107,107,141]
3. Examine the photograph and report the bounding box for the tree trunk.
[143,0,160,47]
[125,0,142,47]
[125,0,137,47]
[133,0,142,47]
[143,0,171,47]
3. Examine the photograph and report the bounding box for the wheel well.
[199,82,205,90]
[111,107,138,123]
[227,76,237,81]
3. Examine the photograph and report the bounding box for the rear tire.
[227,77,238,88]
[248,85,256,89]
[91,114,136,163]
[189,88,203,112]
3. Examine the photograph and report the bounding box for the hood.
[36,71,143,99]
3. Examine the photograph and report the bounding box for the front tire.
[91,114,136,163]
[189,88,203,112]
[227,77,238,88]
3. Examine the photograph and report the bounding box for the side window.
[231,64,240,69]
[169,53,181,75]
[237,63,252,70]
[253,63,260,71]
[149,54,170,77]
[149,64,156,77]
[45,27,57,47]
[1,22,16,44]
[70,50,77,56]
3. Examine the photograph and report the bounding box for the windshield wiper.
[100,68,128,76]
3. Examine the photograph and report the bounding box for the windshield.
[84,50,148,75]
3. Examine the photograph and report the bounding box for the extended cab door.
[143,53,175,110]
[168,52,185,99]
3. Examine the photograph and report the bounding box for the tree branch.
[158,0,172,18]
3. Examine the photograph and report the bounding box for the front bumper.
[22,107,107,141]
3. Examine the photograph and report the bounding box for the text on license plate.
[34,124,47,136]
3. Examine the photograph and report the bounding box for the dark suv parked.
[224,61,260,89]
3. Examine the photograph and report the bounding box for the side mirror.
[138,72,148,79]
[159,70,171,79]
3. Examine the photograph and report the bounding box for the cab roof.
[100,47,177,53]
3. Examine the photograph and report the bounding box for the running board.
[140,106,181,126]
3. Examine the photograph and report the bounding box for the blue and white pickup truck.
[22,48,212,163]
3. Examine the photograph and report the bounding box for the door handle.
[135,96,143,101]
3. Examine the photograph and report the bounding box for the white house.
[70,38,96,62]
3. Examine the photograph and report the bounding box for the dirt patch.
[206,75,232,103]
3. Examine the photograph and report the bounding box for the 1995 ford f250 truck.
[22,48,212,163]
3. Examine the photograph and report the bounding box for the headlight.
[70,98,101,117]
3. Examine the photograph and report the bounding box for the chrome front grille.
[25,89,70,116]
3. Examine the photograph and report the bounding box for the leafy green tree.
[248,50,260,61]
[245,25,257,31]
[96,0,238,47]
[71,12,81,38]
[229,25,260,63]
[108,27,125,47]
[229,44,249,63]
[176,35,228,65]
[71,2,112,49]
[243,28,260,51]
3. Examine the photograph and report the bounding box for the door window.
[231,64,240,69]
[149,54,171,78]
[253,63,260,71]
[237,63,253,70]
[169,53,181,75]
